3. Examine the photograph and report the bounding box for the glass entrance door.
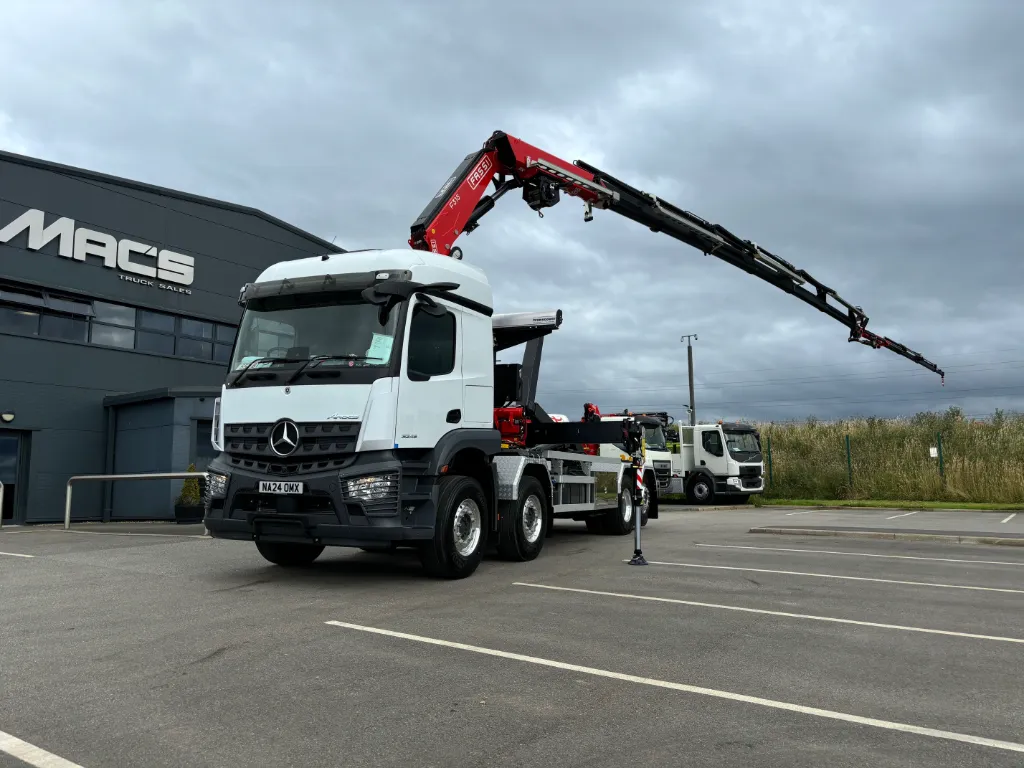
[0,432,19,522]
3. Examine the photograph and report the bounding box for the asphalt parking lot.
[2,505,1024,767]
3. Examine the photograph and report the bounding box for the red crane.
[409,130,944,381]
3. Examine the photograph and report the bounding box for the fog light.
[726,477,740,487]
[343,472,398,502]
[207,472,229,499]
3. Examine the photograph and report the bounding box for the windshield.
[725,429,761,458]
[230,293,399,372]
[644,425,667,451]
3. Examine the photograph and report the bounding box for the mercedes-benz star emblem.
[269,419,300,457]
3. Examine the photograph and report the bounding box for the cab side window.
[407,305,456,377]
[701,430,723,456]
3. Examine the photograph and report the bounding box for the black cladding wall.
[0,149,343,523]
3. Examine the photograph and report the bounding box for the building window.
[0,286,45,309]
[177,337,212,360]
[0,305,40,335]
[0,280,237,364]
[41,314,88,342]
[180,318,213,340]
[138,309,175,333]
[93,301,136,327]
[91,323,135,349]
[136,331,176,355]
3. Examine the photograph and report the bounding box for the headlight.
[726,477,740,487]
[207,472,229,499]
[342,473,398,502]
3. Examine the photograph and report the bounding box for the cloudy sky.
[2,0,1021,424]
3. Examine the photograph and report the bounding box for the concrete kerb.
[750,526,1024,547]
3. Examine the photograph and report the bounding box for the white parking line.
[0,727,84,767]
[784,510,814,516]
[1002,513,1018,524]
[885,510,920,520]
[513,582,1024,644]
[694,543,1024,567]
[324,620,1024,755]
[0,551,34,559]
[637,560,1024,594]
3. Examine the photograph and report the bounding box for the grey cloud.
[2,0,1021,423]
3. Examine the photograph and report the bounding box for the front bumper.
[716,475,764,495]
[203,451,438,546]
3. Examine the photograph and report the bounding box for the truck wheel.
[255,541,324,567]
[496,476,547,561]
[604,475,636,535]
[419,475,488,579]
[641,472,657,526]
[687,475,714,505]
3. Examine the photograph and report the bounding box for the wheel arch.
[443,446,497,531]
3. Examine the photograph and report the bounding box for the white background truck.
[668,422,766,504]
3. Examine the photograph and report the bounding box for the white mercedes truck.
[204,249,655,579]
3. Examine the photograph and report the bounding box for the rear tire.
[496,476,548,562]
[419,475,488,579]
[255,541,324,567]
[603,475,637,535]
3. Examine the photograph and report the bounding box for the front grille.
[739,465,762,478]
[225,421,360,475]
[653,460,672,489]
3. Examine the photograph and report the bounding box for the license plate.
[259,481,304,495]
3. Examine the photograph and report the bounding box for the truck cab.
[203,247,652,579]
[669,422,765,503]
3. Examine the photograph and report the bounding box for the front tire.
[419,475,488,579]
[255,541,324,567]
[497,475,548,562]
[687,475,715,505]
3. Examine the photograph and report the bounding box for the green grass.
[754,407,1024,505]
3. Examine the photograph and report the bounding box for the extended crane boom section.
[409,130,944,380]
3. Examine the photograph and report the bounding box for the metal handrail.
[64,472,209,530]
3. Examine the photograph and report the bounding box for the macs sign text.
[0,208,195,294]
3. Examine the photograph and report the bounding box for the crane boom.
[409,130,944,380]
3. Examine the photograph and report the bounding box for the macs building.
[0,149,343,525]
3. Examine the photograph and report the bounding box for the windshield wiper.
[227,356,294,386]
[285,355,378,383]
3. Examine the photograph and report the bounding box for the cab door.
[393,297,464,449]
[696,427,729,479]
